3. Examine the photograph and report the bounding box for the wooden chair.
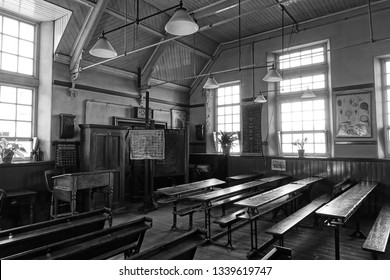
[0,189,6,229]
[44,169,68,219]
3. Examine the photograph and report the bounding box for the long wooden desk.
[154,178,225,230]
[53,170,115,217]
[188,175,289,241]
[234,176,324,256]
[316,181,378,259]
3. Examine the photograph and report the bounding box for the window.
[216,84,241,153]
[276,43,329,156]
[0,14,35,76]
[383,59,390,156]
[0,84,33,157]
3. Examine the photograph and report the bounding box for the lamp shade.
[254,92,267,103]
[165,7,199,36]
[203,76,220,89]
[89,35,117,58]
[263,64,283,82]
[301,88,316,99]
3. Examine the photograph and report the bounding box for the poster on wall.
[129,130,165,160]
[170,109,186,129]
[271,159,286,171]
[335,92,372,138]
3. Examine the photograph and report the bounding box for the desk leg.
[71,191,77,215]
[334,227,340,260]
[171,202,178,230]
[349,211,366,239]
[29,202,34,224]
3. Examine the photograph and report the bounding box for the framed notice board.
[241,104,263,155]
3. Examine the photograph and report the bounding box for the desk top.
[188,180,268,202]
[257,175,289,183]
[227,174,262,181]
[235,183,308,208]
[154,178,225,196]
[316,181,378,222]
[6,190,37,197]
[291,176,324,185]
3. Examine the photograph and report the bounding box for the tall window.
[277,43,329,156]
[216,84,241,153]
[383,59,390,157]
[0,14,35,75]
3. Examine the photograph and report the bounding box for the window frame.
[274,42,330,157]
[382,58,390,157]
[214,82,241,154]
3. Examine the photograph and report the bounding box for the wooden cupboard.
[79,124,126,209]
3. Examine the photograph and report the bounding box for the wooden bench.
[172,203,203,230]
[0,208,112,259]
[4,216,152,260]
[226,173,263,187]
[261,246,292,260]
[213,193,302,249]
[362,204,390,259]
[129,229,206,260]
[264,179,356,247]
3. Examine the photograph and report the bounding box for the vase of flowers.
[0,138,26,164]
[292,138,307,158]
[217,131,239,156]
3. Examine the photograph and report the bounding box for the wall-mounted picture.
[335,92,371,138]
[171,109,186,129]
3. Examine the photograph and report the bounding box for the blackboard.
[155,129,185,177]
[242,104,263,155]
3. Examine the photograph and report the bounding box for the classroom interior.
[1,0,390,261]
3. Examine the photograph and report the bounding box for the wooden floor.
[110,200,390,260]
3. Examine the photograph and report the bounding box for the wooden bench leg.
[224,224,235,250]
[188,213,194,230]
[171,202,178,230]
[279,236,284,247]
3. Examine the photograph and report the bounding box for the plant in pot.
[0,138,26,164]
[217,131,238,156]
[292,138,307,158]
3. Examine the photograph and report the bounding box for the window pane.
[0,103,16,119]
[17,88,32,105]
[314,120,325,130]
[16,121,31,137]
[232,106,240,114]
[19,22,34,41]
[19,40,34,58]
[282,122,292,131]
[18,57,33,75]
[1,53,18,72]
[281,103,291,112]
[282,144,292,153]
[17,105,32,121]
[2,35,18,54]
[282,133,292,144]
[3,17,18,36]
[0,120,16,137]
[0,86,17,102]
[315,144,326,154]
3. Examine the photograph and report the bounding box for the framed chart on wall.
[170,109,186,129]
[335,92,372,138]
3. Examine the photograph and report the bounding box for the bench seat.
[262,246,292,260]
[172,203,203,230]
[130,229,206,260]
[362,204,390,259]
[265,194,329,245]
[4,216,152,260]
[0,208,112,259]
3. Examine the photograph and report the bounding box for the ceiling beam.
[70,0,109,78]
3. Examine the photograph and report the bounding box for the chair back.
[44,169,64,192]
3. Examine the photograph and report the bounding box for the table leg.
[334,227,340,260]
[171,202,178,230]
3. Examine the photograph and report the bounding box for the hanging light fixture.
[89,33,117,58]
[254,91,267,103]
[263,63,283,82]
[203,75,220,89]
[165,1,199,36]
[301,87,316,98]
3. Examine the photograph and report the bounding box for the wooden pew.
[265,179,356,247]
[261,246,292,260]
[362,204,390,259]
[129,229,206,260]
[4,216,152,260]
[0,208,112,259]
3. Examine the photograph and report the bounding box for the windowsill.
[0,160,54,167]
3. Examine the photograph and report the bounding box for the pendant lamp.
[89,34,117,58]
[263,63,283,82]
[203,76,220,89]
[165,4,198,36]
[301,88,316,99]
[254,92,267,103]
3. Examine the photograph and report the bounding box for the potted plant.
[0,138,26,164]
[217,131,238,156]
[292,138,307,158]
